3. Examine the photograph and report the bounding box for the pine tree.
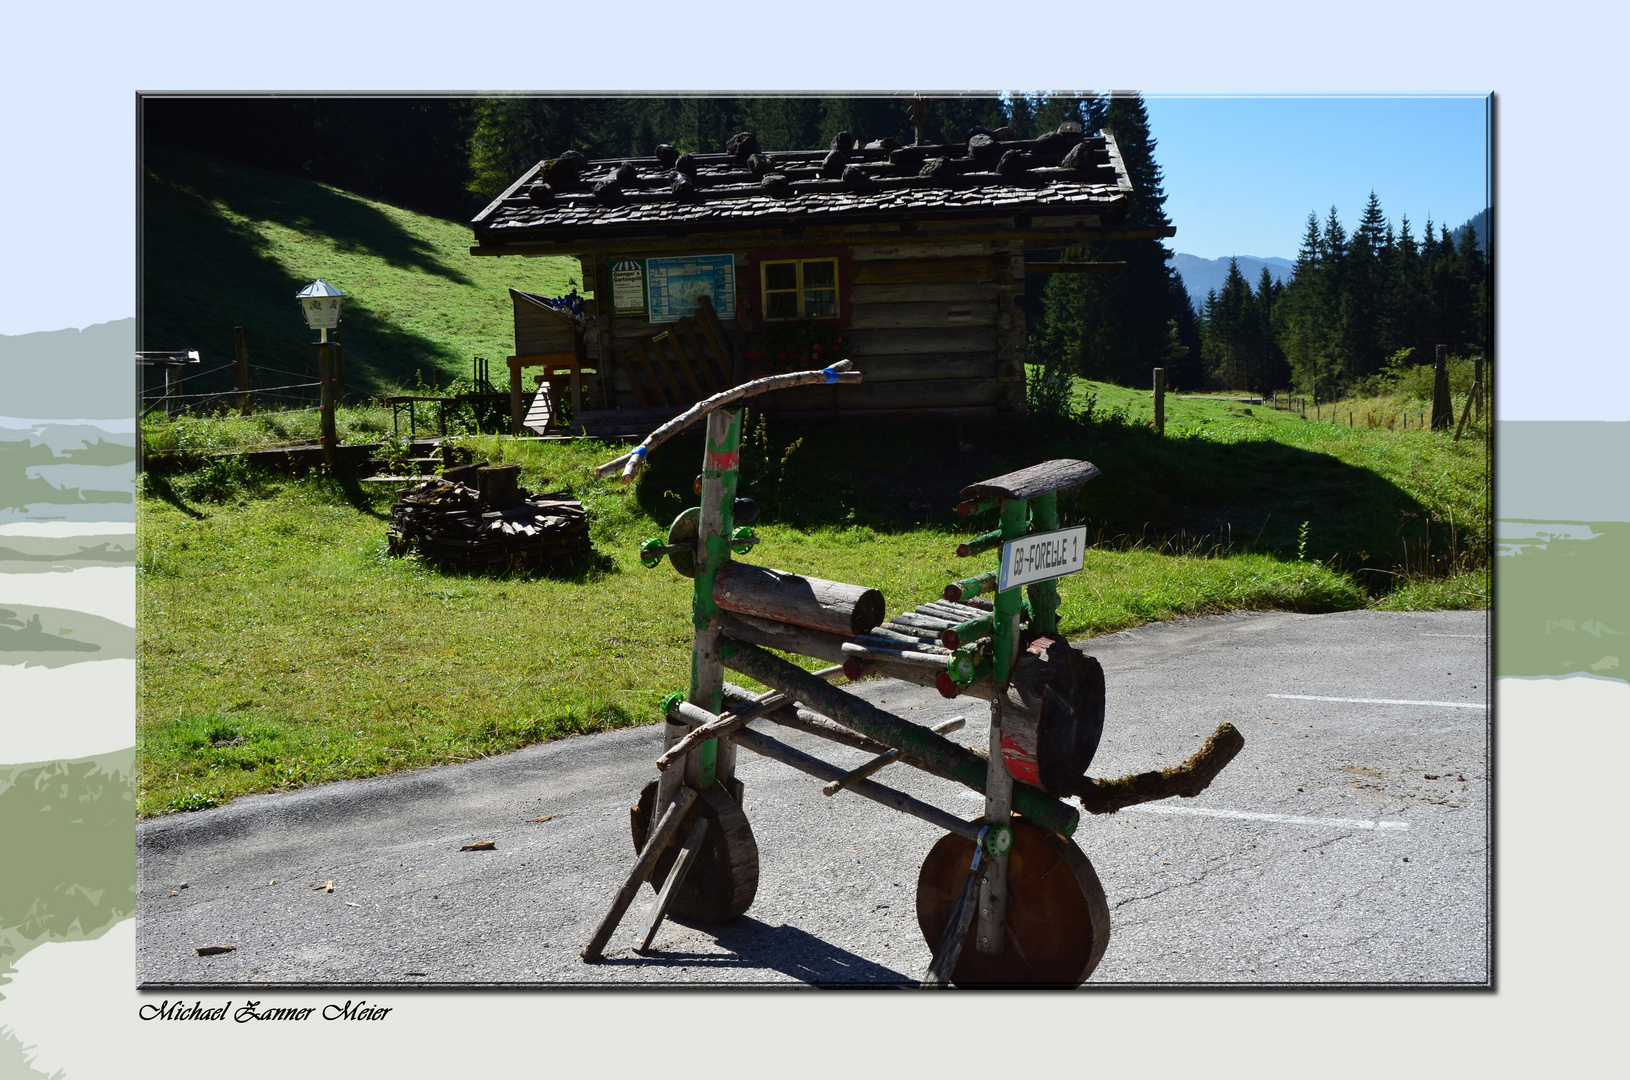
[1274,213,1329,395]
[1256,265,1288,391]
[1343,191,1389,380]
[1031,92,1193,389]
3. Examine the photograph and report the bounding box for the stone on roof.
[471,122,1135,243]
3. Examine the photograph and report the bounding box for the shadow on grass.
[399,548,620,583]
[328,476,392,521]
[138,472,206,520]
[634,411,1459,585]
[149,140,472,286]
[142,142,477,405]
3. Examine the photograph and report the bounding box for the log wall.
[577,240,1026,420]
[513,299,578,357]
[766,239,1023,419]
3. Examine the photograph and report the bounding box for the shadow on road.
[598,915,915,986]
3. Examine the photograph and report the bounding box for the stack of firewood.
[386,464,592,572]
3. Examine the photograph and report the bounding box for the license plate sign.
[999,526,1087,591]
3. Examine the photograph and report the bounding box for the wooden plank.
[848,301,999,331]
[659,332,705,402]
[995,246,1028,413]
[820,354,997,384]
[843,327,999,356]
[615,350,648,409]
[772,378,1003,412]
[1023,261,1127,275]
[676,321,720,394]
[630,341,672,407]
[717,639,1079,836]
[731,726,985,842]
[849,241,995,261]
[852,258,999,285]
[580,784,698,963]
[821,713,958,798]
[637,817,710,953]
[849,282,999,305]
[691,317,731,389]
[694,295,737,384]
[959,459,1102,503]
[922,851,983,987]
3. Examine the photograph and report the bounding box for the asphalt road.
[136,609,1489,987]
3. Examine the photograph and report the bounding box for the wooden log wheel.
[916,820,1110,988]
[630,780,758,923]
[580,361,1244,983]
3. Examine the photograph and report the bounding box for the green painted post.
[956,527,1004,559]
[718,639,1079,835]
[1026,491,1062,638]
[992,498,1029,685]
[686,408,742,790]
[945,570,1000,603]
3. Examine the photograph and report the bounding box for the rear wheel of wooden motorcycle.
[630,780,758,923]
[915,819,1110,987]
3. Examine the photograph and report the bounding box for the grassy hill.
[141,141,580,402]
[138,386,1487,815]
[134,146,1490,817]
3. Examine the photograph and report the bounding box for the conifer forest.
[144,93,1488,399]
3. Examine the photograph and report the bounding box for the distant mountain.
[1173,254,1295,308]
[1451,208,1490,252]
[0,320,134,420]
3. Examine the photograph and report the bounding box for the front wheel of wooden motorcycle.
[915,819,1110,987]
[630,780,758,923]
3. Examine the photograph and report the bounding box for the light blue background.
[1,1,1624,1076]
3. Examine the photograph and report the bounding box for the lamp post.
[296,278,345,342]
[297,279,346,470]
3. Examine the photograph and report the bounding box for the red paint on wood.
[1001,732,1043,787]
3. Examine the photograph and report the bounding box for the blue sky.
[1144,96,1489,261]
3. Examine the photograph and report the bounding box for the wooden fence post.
[509,357,524,435]
[316,342,337,472]
[1474,354,1484,421]
[1431,344,1453,430]
[233,326,250,399]
[332,341,346,408]
[1153,367,1166,436]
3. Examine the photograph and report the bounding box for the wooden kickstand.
[581,785,698,963]
[921,827,988,988]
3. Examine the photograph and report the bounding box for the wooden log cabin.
[470,122,1173,434]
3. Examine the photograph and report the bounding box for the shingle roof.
[471,123,1135,246]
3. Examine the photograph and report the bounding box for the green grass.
[141,402,400,455]
[139,396,1486,817]
[142,141,582,403]
[134,159,1488,816]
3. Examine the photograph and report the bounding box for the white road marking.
[1267,693,1486,709]
[1421,633,1485,639]
[1120,804,1409,831]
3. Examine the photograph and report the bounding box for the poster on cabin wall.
[610,258,647,316]
[646,253,736,323]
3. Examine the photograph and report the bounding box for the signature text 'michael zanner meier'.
[138,999,393,1022]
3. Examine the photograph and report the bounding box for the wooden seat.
[958,459,1100,504]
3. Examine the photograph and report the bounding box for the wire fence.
[141,379,324,419]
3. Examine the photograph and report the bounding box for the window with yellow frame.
[760,258,839,320]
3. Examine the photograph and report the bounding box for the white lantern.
[296,279,346,330]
